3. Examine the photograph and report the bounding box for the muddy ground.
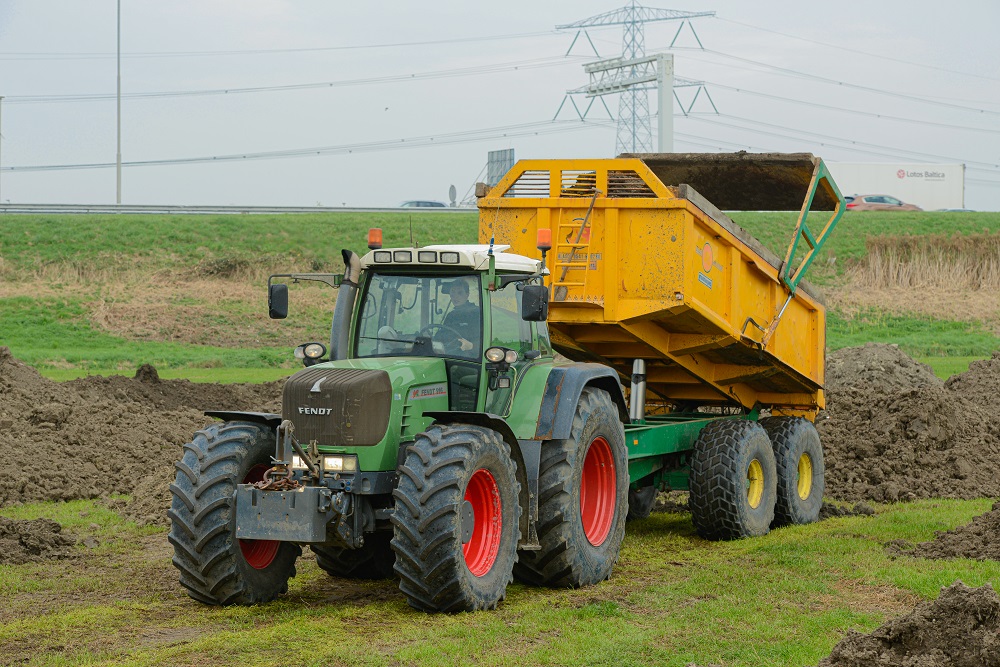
[818,582,1000,667]
[3,343,1000,665]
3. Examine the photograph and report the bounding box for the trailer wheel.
[689,420,776,540]
[168,421,301,605]
[390,424,520,612]
[514,387,628,588]
[759,417,824,527]
[312,531,395,579]
[627,486,658,521]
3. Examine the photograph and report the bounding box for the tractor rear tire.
[689,420,776,540]
[514,387,628,588]
[168,421,301,605]
[390,424,520,612]
[312,531,395,579]
[627,486,658,521]
[760,416,824,527]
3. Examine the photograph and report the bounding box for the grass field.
[2,497,996,667]
[3,210,999,380]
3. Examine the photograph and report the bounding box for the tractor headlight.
[294,342,327,360]
[323,455,358,473]
[485,347,505,363]
[291,455,309,470]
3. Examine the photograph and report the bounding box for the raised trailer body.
[479,152,844,489]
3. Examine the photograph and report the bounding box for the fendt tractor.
[169,153,845,612]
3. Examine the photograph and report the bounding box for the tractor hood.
[281,357,448,447]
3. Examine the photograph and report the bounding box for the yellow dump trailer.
[479,152,844,418]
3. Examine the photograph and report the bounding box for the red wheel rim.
[463,469,503,577]
[238,464,280,570]
[580,436,616,546]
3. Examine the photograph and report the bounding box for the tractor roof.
[360,244,540,274]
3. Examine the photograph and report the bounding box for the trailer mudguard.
[204,411,282,429]
[534,364,628,441]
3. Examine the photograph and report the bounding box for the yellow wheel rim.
[747,459,764,509]
[797,452,814,500]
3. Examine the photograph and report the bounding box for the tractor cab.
[354,243,553,414]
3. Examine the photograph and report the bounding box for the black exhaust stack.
[330,249,361,361]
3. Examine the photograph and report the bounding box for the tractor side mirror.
[269,283,289,319]
[521,284,549,322]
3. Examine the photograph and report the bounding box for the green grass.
[0,295,292,370]
[0,211,479,275]
[827,309,1000,357]
[1,498,995,666]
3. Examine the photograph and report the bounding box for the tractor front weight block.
[235,484,343,544]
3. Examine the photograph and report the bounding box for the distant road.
[0,204,476,215]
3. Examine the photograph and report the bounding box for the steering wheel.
[417,323,465,342]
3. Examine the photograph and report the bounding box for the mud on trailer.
[168,152,845,612]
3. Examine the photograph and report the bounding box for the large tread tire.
[390,424,520,612]
[760,416,824,527]
[312,531,395,579]
[514,387,628,588]
[168,421,301,605]
[689,420,776,541]
[627,486,658,522]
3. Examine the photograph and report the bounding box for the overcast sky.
[0,0,997,209]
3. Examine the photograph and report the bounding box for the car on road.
[399,200,447,208]
[845,194,922,212]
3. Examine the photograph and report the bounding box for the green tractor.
[168,236,631,612]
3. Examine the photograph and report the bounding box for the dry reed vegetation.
[832,234,1000,329]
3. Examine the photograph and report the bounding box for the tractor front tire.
[514,387,628,588]
[760,416,824,527]
[312,531,395,579]
[168,421,300,605]
[689,419,776,540]
[390,424,520,612]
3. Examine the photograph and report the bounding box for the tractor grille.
[282,367,391,446]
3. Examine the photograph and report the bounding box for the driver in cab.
[441,279,480,355]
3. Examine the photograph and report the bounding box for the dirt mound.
[0,516,75,564]
[819,501,875,519]
[818,581,1000,666]
[890,503,1000,562]
[0,346,283,525]
[819,344,1000,503]
[944,351,1000,407]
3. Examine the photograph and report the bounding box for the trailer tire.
[514,388,628,588]
[390,424,520,612]
[168,421,301,605]
[627,486,658,521]
[690,420,776,540]
[760,417,824,527]
[312,531,395,580]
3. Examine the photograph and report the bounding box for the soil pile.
[890,503,1000,562]
[0,516,74,564]
[0,347,283,525]
[944,351,1000,406]
[818,582,1000,666]
[819,344,1000,503]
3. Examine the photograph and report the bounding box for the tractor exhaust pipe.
[330,249,361,361]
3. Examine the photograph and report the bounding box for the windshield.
[355,273,482,360]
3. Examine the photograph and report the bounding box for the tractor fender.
[534,364,628,440]
[203,411,282,431]
[422,411,537,549]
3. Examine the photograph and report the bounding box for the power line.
[0,30,559,61]
[1,119,617,173]
[3,56,585,105]
[715,16,1000,84]
[673,47,1000,117]
[700,80,1000,135]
